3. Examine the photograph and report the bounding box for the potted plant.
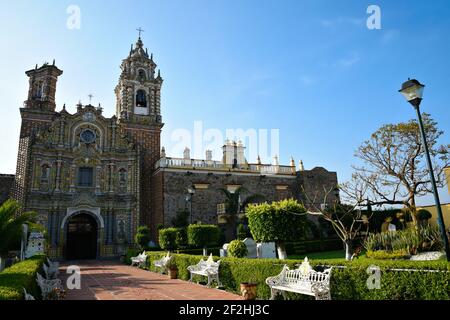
[240,282,257,300]
[167,260,178,279]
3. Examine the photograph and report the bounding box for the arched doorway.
[66,213,98,260]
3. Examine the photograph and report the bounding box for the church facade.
[4,36,339,260]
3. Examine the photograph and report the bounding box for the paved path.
[59,260,242,300]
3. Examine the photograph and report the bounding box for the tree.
[187,224,220,255]
[246,199,307,259]
[171,209,189,228]
[303,180,372,261]
[219,187,265,241]
[0,200,37,271]
[351,114,449,223]
[158,228,178,251]
[134,226,151,250]
[219,187,265,215]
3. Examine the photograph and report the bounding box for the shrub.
[246,199,307,258]
[158,228,178,251]
[171,209,189,228]
[246,199,306,243]
[175,228,188,248]
[187,224,220,249]
[237,224,247,240]
[0,254,46,300]
[366,250,410,260]
[142,251,450,300]
[364,225,443,256]
[134,226,151,250]
[417,209,432,221]
[228,240,248,258]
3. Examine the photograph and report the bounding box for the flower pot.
[240,282,257,300]
[218,214,229,224]
[168,268,178,279]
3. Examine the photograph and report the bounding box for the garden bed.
[127,250,450,300]
[0,254,46,300]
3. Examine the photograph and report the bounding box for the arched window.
[119,168,127,185]
[136,89,147,108]
[33,81,43,99]
[138,69,146,81]
[41,164,50,182]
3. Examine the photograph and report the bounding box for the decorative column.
[69,164,76,192]
[31,158,41,191]
[58,119,65,147]
[108,162,115,193]
[55,159,62,192]
[95,165,102,195]
[110,121,116,150]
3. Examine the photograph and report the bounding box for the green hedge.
[187,224,220,248]
[140,251,450,300]
[159,228,178,250]
[0,254,46,300]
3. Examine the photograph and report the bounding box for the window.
[138,69,146,81]
[41,164,50,182]
[136,89,147,108]
[33,81,43,99]
[119,168,127,185]
[78,167,93,187]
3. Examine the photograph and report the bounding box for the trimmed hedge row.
[0,254,46,300]
[139,251,450,300]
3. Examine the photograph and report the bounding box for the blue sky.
[0,0,449,205]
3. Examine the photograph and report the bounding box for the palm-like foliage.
[219,187,265,215]
[0,199,37,257]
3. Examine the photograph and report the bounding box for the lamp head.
[399,78,425,108]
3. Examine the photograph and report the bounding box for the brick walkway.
[59,260,242,300]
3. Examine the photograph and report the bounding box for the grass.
[288,250,368,261]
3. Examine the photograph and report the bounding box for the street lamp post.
[399,79,450,261]
[187,186,196,224]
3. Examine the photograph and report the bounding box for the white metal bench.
[130,251,147,268]
[43,262,59,279]
[36,273,64,300]
[153,252,173,274]
[23,288,35,300]
[187,254,222,288]
[266,257,332,300]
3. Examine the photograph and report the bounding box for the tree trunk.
[203,247,208,257]
[0,256,6,272]
[344,240,354,261]
[276,242,288,260]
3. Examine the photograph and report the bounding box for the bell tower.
[24,60,63,112]
[115,35,164,229]
[115,36,163,123]
[12,62,63,206]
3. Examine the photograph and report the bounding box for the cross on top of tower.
[88,93,94,104]
[136,27,144,38]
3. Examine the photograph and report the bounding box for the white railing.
[156,157,295,175]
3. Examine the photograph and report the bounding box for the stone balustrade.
[155,157,296,176]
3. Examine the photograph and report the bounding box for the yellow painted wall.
[418,203,450,229]
[445,167,450,195]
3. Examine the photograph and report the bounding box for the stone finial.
[273,155,279,166]
[257,155,262,165]
[161,147,166,158]
[206,150,212,161]
[299,160,305,171]
[183,147,191,159]
[290,156,295,167]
